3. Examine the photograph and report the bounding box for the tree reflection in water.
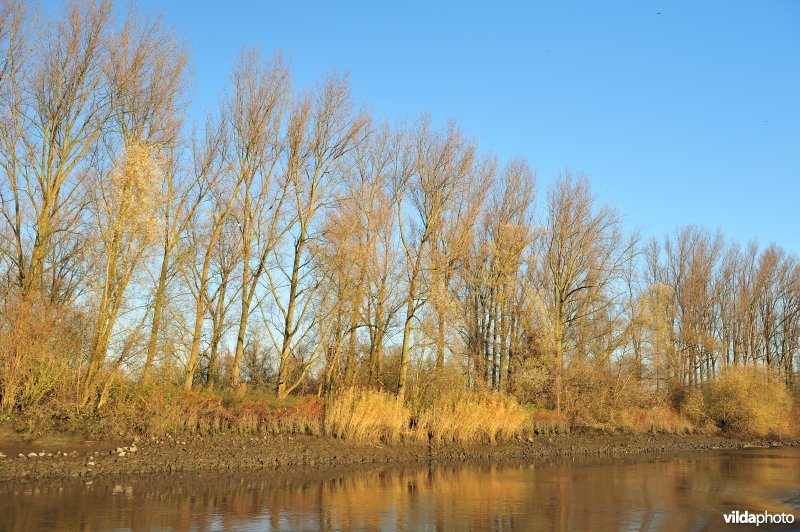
[2,447,798,531]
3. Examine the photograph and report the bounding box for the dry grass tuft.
[419,393,529,444]
[324,388,409,443]
[530,409,570,435]
[616,406,696,434]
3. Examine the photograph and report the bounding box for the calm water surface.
[2,447,799,531]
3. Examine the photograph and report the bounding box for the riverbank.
[0,428,794,482]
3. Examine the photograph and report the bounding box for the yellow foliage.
[679,387,709,425]
[704,366,794,438]
[107,140,162,241]
[0,299,83,415]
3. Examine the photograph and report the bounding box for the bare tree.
[1,1,114,300]
[394,117,477,400]
[267,74,365,398]
[0,0,28,296]
[481,160,535,391]
[181,120,236,392]
[226,51,291,388]
[84,8,188,406]
[540,172,632,411]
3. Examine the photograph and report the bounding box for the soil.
[0,428,794,483]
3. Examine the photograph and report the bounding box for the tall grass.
[323,388,529,444]
[418,393,529,444]
[324,388,409,443]
[616,406,696,434]
[529,409,570,435]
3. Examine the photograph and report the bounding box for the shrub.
[0,298,85,414]
[66,383,324,438]
[511,357,555,407]
[679,387,709,426]
[704,366,793,437]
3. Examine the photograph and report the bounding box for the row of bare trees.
[633,229,800,389]
[0,1,797,414]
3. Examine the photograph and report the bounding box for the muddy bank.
[0,429,794,482]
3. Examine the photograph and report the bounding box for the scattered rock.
[18,453,25,459]
[118,451,126,457]
[27,452,38,458]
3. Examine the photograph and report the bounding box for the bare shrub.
[678,386,710,426]
[0,298,85,414]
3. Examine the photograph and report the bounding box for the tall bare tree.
[84,9,188,405]
[1,1,114,300]
[267,74,365,398]
[540,172,632,411]
[225,51,291,388]
[394,117,477,400]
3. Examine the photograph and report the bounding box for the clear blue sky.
[57,1,800,253]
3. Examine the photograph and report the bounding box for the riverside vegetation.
[0,0,798,453]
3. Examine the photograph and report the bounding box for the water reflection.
[2,447,799,531]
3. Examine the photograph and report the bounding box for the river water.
[1,446,799,531]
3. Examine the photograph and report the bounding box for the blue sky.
[58,1,800,252]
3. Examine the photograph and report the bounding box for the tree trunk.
[142,241,170,383]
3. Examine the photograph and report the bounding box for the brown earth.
[0,428,795,483]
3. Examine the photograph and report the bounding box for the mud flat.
[0,429,794,482]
